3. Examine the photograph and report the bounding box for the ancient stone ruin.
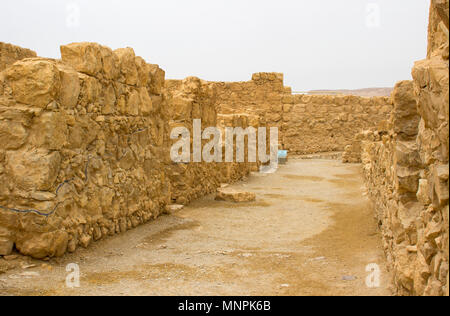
[0,0,448,296]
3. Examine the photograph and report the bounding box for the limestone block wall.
[342,127,383,163]
[281,95,391,154]
[361,0,449,296]
[0,43,254,258]
[362,81,428,295]
[0,42,37,72]
[0,42,172,258]
[165,77,219,205]
[165,77,257,206]
[212,73,392,155]
[213,72,285,125]
[410,0,449,296]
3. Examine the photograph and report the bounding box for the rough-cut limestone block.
[0,226,14,256]
[135,56,150,87]
[77,73,101,107]
[391,81,420,139]
[6,149,61,191]
[0,120,27,150]
[60,42,104,77]
[28,111,68,150]
[148,65,165,95]
[15,231,69,259]
[417,179,432,205]
[396,166,421,194]
[215,188,256,203]
[3,58,61,108]
[392,81,418,117]
[99,45,120,80]
[0,237,13,256]
[139,87,153,115]
[412,58,449,130]
[125,89,141,116]
[100,83,116,114]
[433,164,449,205]
[56,63,80,109]
[0,42,37,72]
[413,56,449,163]
[427,0,450,58]
[114,47,139,86]
[395,141,421,167]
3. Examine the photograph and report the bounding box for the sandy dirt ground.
[0,159,392,296]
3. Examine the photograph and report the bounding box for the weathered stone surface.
[0,237,13,256]
[28,112,68,150]
[0,226,14,256]
[5,149,61,191]
[4,58,61,108]
[148,64,165,95]
[0,120,27,149]
[417,179,432,205]
[60,42,104,77]
[0,42,36,72]
[391,81,421,140]
[56,63,80,108]
[433,164,449,204]
[15,231,69,259]
[215,188,256,203]
[114,47,139,86]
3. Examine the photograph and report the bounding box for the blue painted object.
[278,150,288,164]
[278,150,288,159]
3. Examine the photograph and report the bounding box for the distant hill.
[299,87,393,97]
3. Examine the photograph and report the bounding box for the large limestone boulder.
[15,230,69,259]
[0,120,28,150]
[2,58,80,109]
[60,42,106,77]
[391,81,420,140]
[5,149,61,191]
[3,59,61,108]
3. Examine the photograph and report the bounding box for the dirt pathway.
[0,159,392,296]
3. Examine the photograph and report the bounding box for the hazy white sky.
[1,0,430,90]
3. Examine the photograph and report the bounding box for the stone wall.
[165,77,257,205]
[212,73,392,155]
[361,0,449,296]
[410,0,449,296]
[0,42,36,72]
[0,43,255,258]
[281,94,391,154]
[361,81,427,295]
